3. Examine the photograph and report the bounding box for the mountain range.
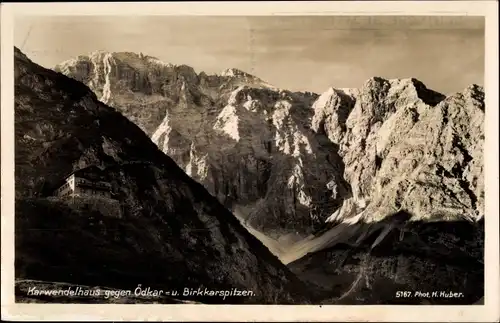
[13,47,484,304]
[56,50,484,227]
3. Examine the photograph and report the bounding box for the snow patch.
[213,105,240,141]
[100,53,115,104]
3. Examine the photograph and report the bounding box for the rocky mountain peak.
[360,76,446,107]
[217,68,276,90]
[462,83,485,106]
[362,76,389,88]
[220,67,255,78]
[465,83,484,93]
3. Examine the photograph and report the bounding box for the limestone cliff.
[311,77,483,225]
[56,52,349,236]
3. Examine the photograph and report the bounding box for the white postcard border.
[1,1,498,322]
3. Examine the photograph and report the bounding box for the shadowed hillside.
[14,47,314,304]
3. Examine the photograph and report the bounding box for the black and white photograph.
[1,1,499,322]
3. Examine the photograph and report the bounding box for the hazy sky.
[14,16,484,95]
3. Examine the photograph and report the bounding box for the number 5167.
[396,291,412,298]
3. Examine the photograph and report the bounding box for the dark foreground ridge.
[14,46,313,304]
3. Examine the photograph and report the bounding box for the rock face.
[56,52,350,236]
[55,50,484,304]
[312,77,484,224]
[15,47,313,304]
[58,52,484,234]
